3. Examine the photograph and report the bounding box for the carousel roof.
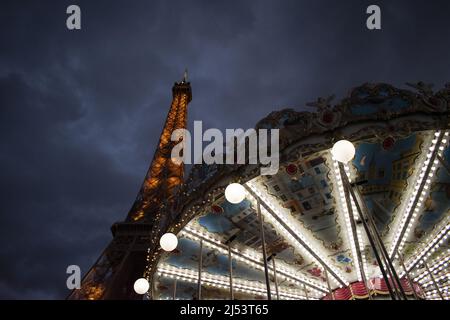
[151,83,450,300]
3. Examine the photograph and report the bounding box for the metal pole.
[324,268,334,300]
[366,214,406,298]
[270,257,280,300]
[397,252,419,300]
[342,164,406,299]
[173,279,177,300]
[303,284,309,300]
[228,243,234,300]
[342,184,372,300]
[424,261,444,300]
[355,184,407,300]
[370,233,403,300]
[338,163,397,300]
[257,200,272,300]
[198,239,203,300]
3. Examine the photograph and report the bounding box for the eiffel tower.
[68,72,192,299]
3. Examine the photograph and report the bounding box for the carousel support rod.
[424,261,444,300]
[303,284,309,300]
[379,250,402,300]
[197,239,203,300]
[373,229,406,300]
[357,188,407,299]
[173,279,177,300]
[324,268,334,300]
[373,236,405,299]
[366,215,404,300]
[228,244,234,300]
[350,172,407,300]
[338,163,397,300]
[225,235,237,301]
[342,183,372,299]
[257,200,272,300]
[397,251,419,300]
[437,154,450,176]
[268,254,280,300]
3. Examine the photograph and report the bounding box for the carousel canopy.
[150,83,450,300]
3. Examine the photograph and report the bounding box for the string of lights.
[331,157,368,283]
[412,250,450,282]
[401,216,450,276]
[389,130,449,259]
[156,264,314,300]
[180,225,327,295]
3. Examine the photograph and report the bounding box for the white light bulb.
[331,140,356,163]
[133,278,149,295]
[160,233,178,251]
[225,183,246,204]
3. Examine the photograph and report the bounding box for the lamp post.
[257,200,271,300]
[173,279,177,300]
[268,254,280,300]
[160,233,178,252]
[225,183,246,204]
[228,243,234,300]
[197,239,203,300]
[225,235,237,300]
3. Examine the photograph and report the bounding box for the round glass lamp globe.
[133,278,149,295]
[225,183,246,204]
[160,233,178,252]
[331,140,355,163]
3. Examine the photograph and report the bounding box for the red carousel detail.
[322,278,424,300]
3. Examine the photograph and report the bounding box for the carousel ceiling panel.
[351,132,425,234]
[259,155,343,251]
[244,180,349,287]
[255,153,360,282]
[194,199,305,268]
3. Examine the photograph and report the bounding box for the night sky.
[1,0,449,299]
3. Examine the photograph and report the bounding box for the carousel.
[142,82,450,300]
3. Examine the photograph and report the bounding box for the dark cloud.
[0,0,449,299]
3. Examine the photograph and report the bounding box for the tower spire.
[183,68,188,83]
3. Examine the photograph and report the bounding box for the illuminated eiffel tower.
[69,72,192,299]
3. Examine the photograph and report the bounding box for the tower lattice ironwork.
[68,75,192,300]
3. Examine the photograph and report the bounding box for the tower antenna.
[183,68,188,83]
